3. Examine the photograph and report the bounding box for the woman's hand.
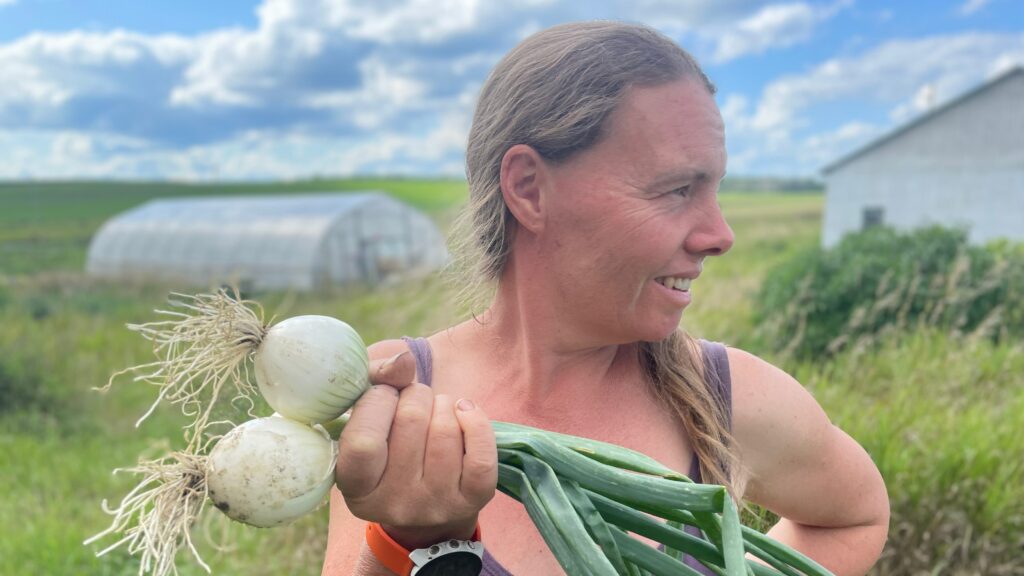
[334,352,498,550]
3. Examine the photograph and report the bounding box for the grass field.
[0,179,467,275]
[0,181,1020,575]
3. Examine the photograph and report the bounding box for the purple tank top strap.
[699,339,733,428]
[400,336,433,387]
[480,549,514,576]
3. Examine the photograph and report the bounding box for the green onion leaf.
[561,479,631,575]
[608,525,708,576]
[497,462,589,574]
[500,450,619,576]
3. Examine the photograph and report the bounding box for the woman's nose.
[685,200,734,257]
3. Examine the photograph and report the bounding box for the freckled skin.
[535,79,733,344]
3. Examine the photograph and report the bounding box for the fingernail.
[456,398,475,412]
[382,351,407,369]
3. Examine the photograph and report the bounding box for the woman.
[322,21,889,576]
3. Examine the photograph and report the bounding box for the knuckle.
[394,403,430,428]
[400,382,431,399]
[338,434,384,464]
[459,412,491,434]
[463,455,495,474]
[462,478,497,507]
[356,384,397,407]
[429,420,461,443]
[367,384,401,404]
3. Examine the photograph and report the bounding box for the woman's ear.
[499,144,549,234]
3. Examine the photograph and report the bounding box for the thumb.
[454,399,498,507]
[368,350,418,389]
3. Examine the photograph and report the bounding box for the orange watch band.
[365,522,483,576]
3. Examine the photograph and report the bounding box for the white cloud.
[167,29,271,108]
[720,94,751,130]
[4,0,1017,179]
[301,57,431,131]
[0,30,196,116]
[713,2,849,63]
[627,0,848,64]
[333,0,484,44]
[750,32,1024,135]
[626,0,772,29]
[0,0,517,179]
[0,103,471,180]
[801,121,880,166]
[0,129,153,179]
[958,0,990,16]
[52,132,95,159]
[721,32,1024,174]
[164,0,525,111]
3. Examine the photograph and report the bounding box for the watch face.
[417,551,484,576]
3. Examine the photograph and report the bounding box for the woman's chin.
[636,316,685,343]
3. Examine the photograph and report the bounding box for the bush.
[0,345,60,417]
[0,303,85,433]
[754,226,1024,359]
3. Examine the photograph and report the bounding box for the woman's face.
[540,79,734,343]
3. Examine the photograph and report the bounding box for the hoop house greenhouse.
[86,192,448,291]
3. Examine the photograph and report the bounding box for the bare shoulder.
[724,347,888,528]
[724,346,832,462]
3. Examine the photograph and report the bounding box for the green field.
[1,182,1020,575]
[0,179,468,276]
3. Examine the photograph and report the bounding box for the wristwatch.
[366,522,485,576]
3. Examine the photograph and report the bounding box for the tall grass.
[791,330,1024,574]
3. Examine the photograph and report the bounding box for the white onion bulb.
[254,315,370,424]
[206,416,337,528]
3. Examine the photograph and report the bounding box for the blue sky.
[0,0,1020,180]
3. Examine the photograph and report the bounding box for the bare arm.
[728,347,889,576]
[322,339,497,576]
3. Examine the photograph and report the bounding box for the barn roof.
[821,65,1023,175]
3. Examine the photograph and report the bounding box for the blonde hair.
[448,21,739,495]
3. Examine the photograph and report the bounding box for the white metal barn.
[86,192,449,291]
[821,66,1024,248]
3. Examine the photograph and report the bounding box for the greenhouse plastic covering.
[86,192,448,291]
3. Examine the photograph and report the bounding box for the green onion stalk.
[86,289,834,576]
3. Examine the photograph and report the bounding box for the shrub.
[754,226,1024,359]
[0,303,83,433]
[0,345,59,417]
